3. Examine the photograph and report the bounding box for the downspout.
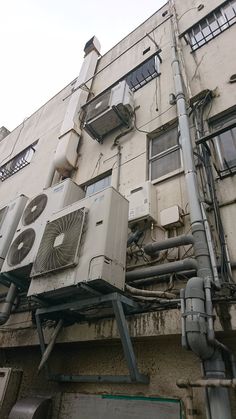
[169,3,231,417]
[0,283,18,325]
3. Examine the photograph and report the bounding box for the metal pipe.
[170,8,232,415]
[125,283,176,299]
[201,204,220,287]
[125,258,197,281]
[144,234,194,256]
[0,283,18,325]
[38,319,64,372]
[177,378,236,389]
[128,269,196,286]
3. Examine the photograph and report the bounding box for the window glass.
[85,174,111,197]
[217,127,236,169]
[149,126,181,181]
[151,127,178,156]
[150,149,181,180]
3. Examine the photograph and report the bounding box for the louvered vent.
[22,194,48,226]
[7,229,36,266]
[32,208,87,276]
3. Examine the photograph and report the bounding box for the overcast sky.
[0,0,167,131]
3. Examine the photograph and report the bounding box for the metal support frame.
[35,292,149,384]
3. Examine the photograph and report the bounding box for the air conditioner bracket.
[35,292,149,384]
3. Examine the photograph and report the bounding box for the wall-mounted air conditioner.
[1,179,85,278]
[126,181,157,225]
[28,187,129,300]
[0,195,28,271]
[84,81,134,142]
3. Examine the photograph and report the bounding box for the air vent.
[7,229,36,266]
[23,194,48,225]
[32,208,86,276]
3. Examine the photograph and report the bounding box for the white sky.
[0,0,167,131]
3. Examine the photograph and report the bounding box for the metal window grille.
[0,142,37,181]
[149,126,181,181]
[186,0,236,51]
[125,55,160,92]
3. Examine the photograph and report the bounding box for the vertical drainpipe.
[52,36,101,178]
[169,5,232,418]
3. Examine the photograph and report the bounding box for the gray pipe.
[0,283,18,325]
[144,234,194,256]
[126,258,197,281]
[170,7,231,417]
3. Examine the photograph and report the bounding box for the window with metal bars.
[186,0,236,51]
[125,55,160,92]
[0,141,38,181]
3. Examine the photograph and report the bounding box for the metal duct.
[9,396,52,419]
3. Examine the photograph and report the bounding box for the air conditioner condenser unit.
[1,179,85,278]
[28,187,129,300]
[0,195,28,270]
[84,81,134,142]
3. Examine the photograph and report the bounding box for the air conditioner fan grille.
[7,228,36,266]
[23,194,48,225]
[32,208,86,276]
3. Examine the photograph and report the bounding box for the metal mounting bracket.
[35,292,149,384]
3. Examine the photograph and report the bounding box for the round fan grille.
[33,209,85,275]
[23,194,48,226]
[7,228,36,266]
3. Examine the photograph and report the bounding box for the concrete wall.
[0,0,236,418]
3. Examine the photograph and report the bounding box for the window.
[125,55,160,92]
[149,126,181,181]
[84,173,111,197]
[186,0,236,51]
[211,114,236,175]
[0,141,38,181]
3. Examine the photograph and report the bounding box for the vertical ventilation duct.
[54,36,101,176]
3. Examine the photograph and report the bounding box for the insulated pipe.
[144,234,194,256]
[125,258,197,282]
[0,283,18,325]
[125,283,176,299]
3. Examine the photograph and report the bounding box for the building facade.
[0,0,236,418]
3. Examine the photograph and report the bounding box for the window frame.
[183,0,236,51]
[148,125,183,183]
[211,115,236,177]
[83,171,112,197]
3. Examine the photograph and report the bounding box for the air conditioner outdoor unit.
[84,80,134,142]
[1,179,85,278]
[0,195,28,271]
[28,187,129,300]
